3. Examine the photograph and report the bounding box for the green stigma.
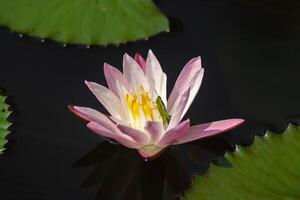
[155,96,171,125]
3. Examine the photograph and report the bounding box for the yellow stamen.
[131,94,140,119]
[126,94,132,110]
[125,86,157,127]
[141,92,154,120]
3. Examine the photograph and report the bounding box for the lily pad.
[0,0,169,46]
[184,124,300,200]
[0,94,11,152]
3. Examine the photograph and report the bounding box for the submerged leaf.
[184,124,300,200]
[0,93,11,152]
[0,0,169,46]
[212,156,233,168]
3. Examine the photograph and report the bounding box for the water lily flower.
[69,50,244,158]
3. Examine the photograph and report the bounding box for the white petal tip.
[103,62,109,68]
[124,53,130,59]
[68,105,74,111]
[68,105,82,113]
[210,118,245,130]
[148,49,154,55]
[231,118,245,124]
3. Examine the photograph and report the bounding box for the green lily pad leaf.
[184,124,300,200]
[0,0,169,46]
[0,94,11,152]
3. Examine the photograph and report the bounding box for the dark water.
[0,0,300,199]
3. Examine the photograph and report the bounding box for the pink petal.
[103,63,129,97]
[123,53,149,91]
[110,115,128,126]
[114,81,131,122]
[68,105,119,133]
[145,50,167,104]
[85,81,125,120]
[158,119,190,147]
[168,57,202,114]
[144,121,164,143]
[167,88,190,130]
[134,53,146,72]
[181,69,204,120]
[173,119,245,145]
[87,122,138,149]
[68,105,90,122]
[117,124,150,145]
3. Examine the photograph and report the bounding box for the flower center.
[125,87,162,130]
[126,88,155,119]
